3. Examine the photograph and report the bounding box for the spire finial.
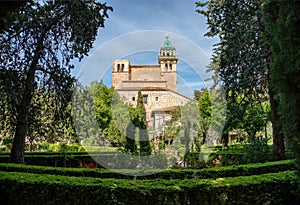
[166,33,170,39]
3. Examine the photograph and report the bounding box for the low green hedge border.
[0,159,295,179]
[0,154,109,167]
[0,151,295,169]
[0,170,298,205]
[0,151,116,156]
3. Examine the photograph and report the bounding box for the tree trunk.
[10,31,45,163]
[269,88,285,160]
[10,69,36,163]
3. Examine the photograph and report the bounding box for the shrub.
[242,138,270,163]
[0,159,295,180]
[38,141,50,151]
[0,170,298,204]
[48,144,59,152]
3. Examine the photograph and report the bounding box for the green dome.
[163,36,173,48]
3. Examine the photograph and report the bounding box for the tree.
[88,81,114,132]
[195,88,211,145]
[135,91,151,155]
[197,0,285,159]
[125,120,137,153]
[0,0,112,163]
[86,81,129,147]
[0,0,28,32]
[164,106,181,147]
[126,91,151,155]
[27,88,68,150]
[72,86,101,146]
[262,0,300,162]
[180,102,200,162]
[107,91,129,147]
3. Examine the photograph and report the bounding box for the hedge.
[0,159,295,180]
[0,154,115,168]
[0,170,298,205]
[0,152,169,169]
[0,151,117,155]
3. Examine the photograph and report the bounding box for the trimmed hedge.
[0,153,115,168]
[0,170,298,204]
[0,150,294,169]
[0,159,295,180]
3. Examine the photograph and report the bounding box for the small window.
[121,64,125,72]
[165,63,168,69]
[156,97,159,101]
[169,64,172,70]
[117,64,120,72]
[143,95,148,104]
[132,97,135,101]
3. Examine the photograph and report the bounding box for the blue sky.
[73,0,219,97]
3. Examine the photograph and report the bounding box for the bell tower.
[158,34,178,91]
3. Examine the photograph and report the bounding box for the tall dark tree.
[135,91,151,155]
[262,0,300,165]
[197,0,285,159]
[0,0,112,163]
[125,121,137,153]
[125,91,151,154]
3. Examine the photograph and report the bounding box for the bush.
[2,137,13,150]
[0,159,295,180]
[0,170,298,204]
[38,141,50,151]
[242,138,270,163]
[48,144,59,152]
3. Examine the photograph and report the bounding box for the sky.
[73,0,219,98]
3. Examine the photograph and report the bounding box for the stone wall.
[130,66,161,81]
[116,89,192,126]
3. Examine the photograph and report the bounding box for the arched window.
[117,64,120,72]
[121,64,124,72]
[169,64,172,70]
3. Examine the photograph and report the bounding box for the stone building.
[112,35,193,131]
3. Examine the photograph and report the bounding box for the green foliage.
[195,88,211,146]
[164,106,181,147]
[0,170,298,204]
[0,0,112,163]
[125,91,151,154]
[242,138,270,163]
[90,81,114,131]
[38,141,50,151]
[196,0,286,159]
[136,91,151,155]
[125,122,137,153]
[262,0,300,175]
[2,137,13,150]
[82,81,130,148]
[72,87,101,146]
[0,1,28,32]
[0,159,295,179]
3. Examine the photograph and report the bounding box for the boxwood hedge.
[0,170,298,205]
[0,159,295,180]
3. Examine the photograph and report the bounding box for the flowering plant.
[78,162,97,168]
[210,154,223,168]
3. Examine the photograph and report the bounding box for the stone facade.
[112,35,193,129]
